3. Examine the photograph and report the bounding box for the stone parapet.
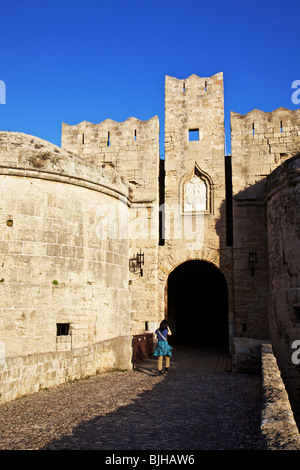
[0,335,132,405]
[0,131,128,200]
[232,337,263,373]
[261,342,300,450]
[233,338,300,449]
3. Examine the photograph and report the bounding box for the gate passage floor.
[0,347,262,450]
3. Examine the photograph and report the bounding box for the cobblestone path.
[0,347,263,451]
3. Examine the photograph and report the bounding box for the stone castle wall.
[231,107,300,193]
[266,153,300,421]
[231,108,300,340]
[0,72,300,410]
[0,131,132,402]
[61,116,161,335]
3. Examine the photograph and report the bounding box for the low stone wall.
[261,342,300,450]
[232,337,263,373]
[0,335,132,405]
[233,337,300,449]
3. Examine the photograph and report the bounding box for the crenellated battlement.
[61,116,160,203]
[231,107,300,136]
[165,72,223,96]
[62,116,159,156]
[231,107,300,193]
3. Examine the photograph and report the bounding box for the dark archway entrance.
[167,260,229,352]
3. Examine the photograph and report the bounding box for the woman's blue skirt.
[153,341,173,357]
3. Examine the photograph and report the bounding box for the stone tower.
[158,73,234,348]
[163,72,226,244]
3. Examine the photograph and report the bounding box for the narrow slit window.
[205,80,207,91]
[82,133,85,144]
[107,131,110,147]
[189,129,199,141]
[252,123,255,135]
[293,306,300,322]
[57,323,70,336]
[280,121,283,132]
[183,82,186,93]
[134,129,137,141]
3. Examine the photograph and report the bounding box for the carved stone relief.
[184,175,207,212]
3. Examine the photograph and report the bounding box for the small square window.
[57,323,70,336]
[189,129,199,141]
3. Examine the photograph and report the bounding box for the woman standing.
[153,320,173,375]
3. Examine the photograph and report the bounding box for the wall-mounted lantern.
[136,249,144,277]
[129,249,145,277]
[249,250,257,276]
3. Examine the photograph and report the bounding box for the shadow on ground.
[43,347,262,450]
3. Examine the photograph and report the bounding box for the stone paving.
[0,347,263,451]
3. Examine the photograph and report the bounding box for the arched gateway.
[167,260,229,352]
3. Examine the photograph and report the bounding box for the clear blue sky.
[0,0,299,156]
